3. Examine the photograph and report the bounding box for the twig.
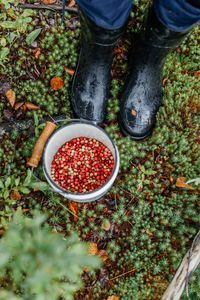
[19,4,78,13]
[117,184,134,197]
[54,197,78,218]
[161,230,200,300]
[110,268,135,281]
[186,178,200,185]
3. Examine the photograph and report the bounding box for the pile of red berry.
[51,137,114,193]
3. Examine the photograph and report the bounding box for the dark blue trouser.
[75,0,200,31]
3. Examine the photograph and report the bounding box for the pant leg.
[154,0,200,32]
[75,0,132,29]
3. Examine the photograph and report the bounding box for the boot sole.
[118,116,153,141]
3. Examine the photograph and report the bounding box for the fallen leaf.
[170,176,174,183]
[102,219,111,231]
[43,0,56,4]
[194,69,200,77]
[197,201,200,206]
[5,89,16,107]
[163,76,169,85]
[131,109,137,116]
[33,48,41,59]
[68,0,75,7]
[146,228,153,236]
[10,190,21,201]
[114,48,122,54]
[64,67,75,76]
[50,76,64,90]
[107,296,120,300]
[176,177,194,190]
[24,101,39,111]
[14,101,24,110]
[88,242,98,255]
[68,201,78,221]
[22,209,29,213]
[98,250,109,262]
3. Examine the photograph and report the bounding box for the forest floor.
[0,0,200,299]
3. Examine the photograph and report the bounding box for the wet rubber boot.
[118,6,190,140]
[71,8,125,123]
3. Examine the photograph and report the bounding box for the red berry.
[51,137,114,193]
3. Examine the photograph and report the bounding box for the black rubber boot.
[119,6,190,140]
[71,8,125,123]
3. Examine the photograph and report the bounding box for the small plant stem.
[53,198,78,219]
[19,4,78,13]
[110,268,135,281]
[127,220,134,228]
[117,185,134,197]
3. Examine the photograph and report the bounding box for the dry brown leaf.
[24,101,39,111]
[88,242,98,255]
[194,69,200,77]
[43,0,56,4]
[98,250,109,262]
[102,220,111,231]
[64,67,75,76]
[68,201,78,221]
[176,177,194,190]
[107,296,120,300]
[10,190,21,201]
[22,209,29,213]
[163,76,169,85]
[68,0,76,7]
[33,48,41,59]
[131,109,137,116]
[114,48,122,54]
[5,89,16,107]
[14,101,24,110]
[146,228,153,236]
[50,76,64,90]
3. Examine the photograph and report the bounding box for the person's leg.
[154,0,200,31]
[119,0,200,140]
[75,0,132,29]
[71,0,132,123]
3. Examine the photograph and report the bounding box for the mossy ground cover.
[0,0,200,299]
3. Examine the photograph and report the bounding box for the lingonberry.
[51,137,114,193]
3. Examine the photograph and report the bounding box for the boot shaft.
[142,6,190,49]
[78,8,125,46]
